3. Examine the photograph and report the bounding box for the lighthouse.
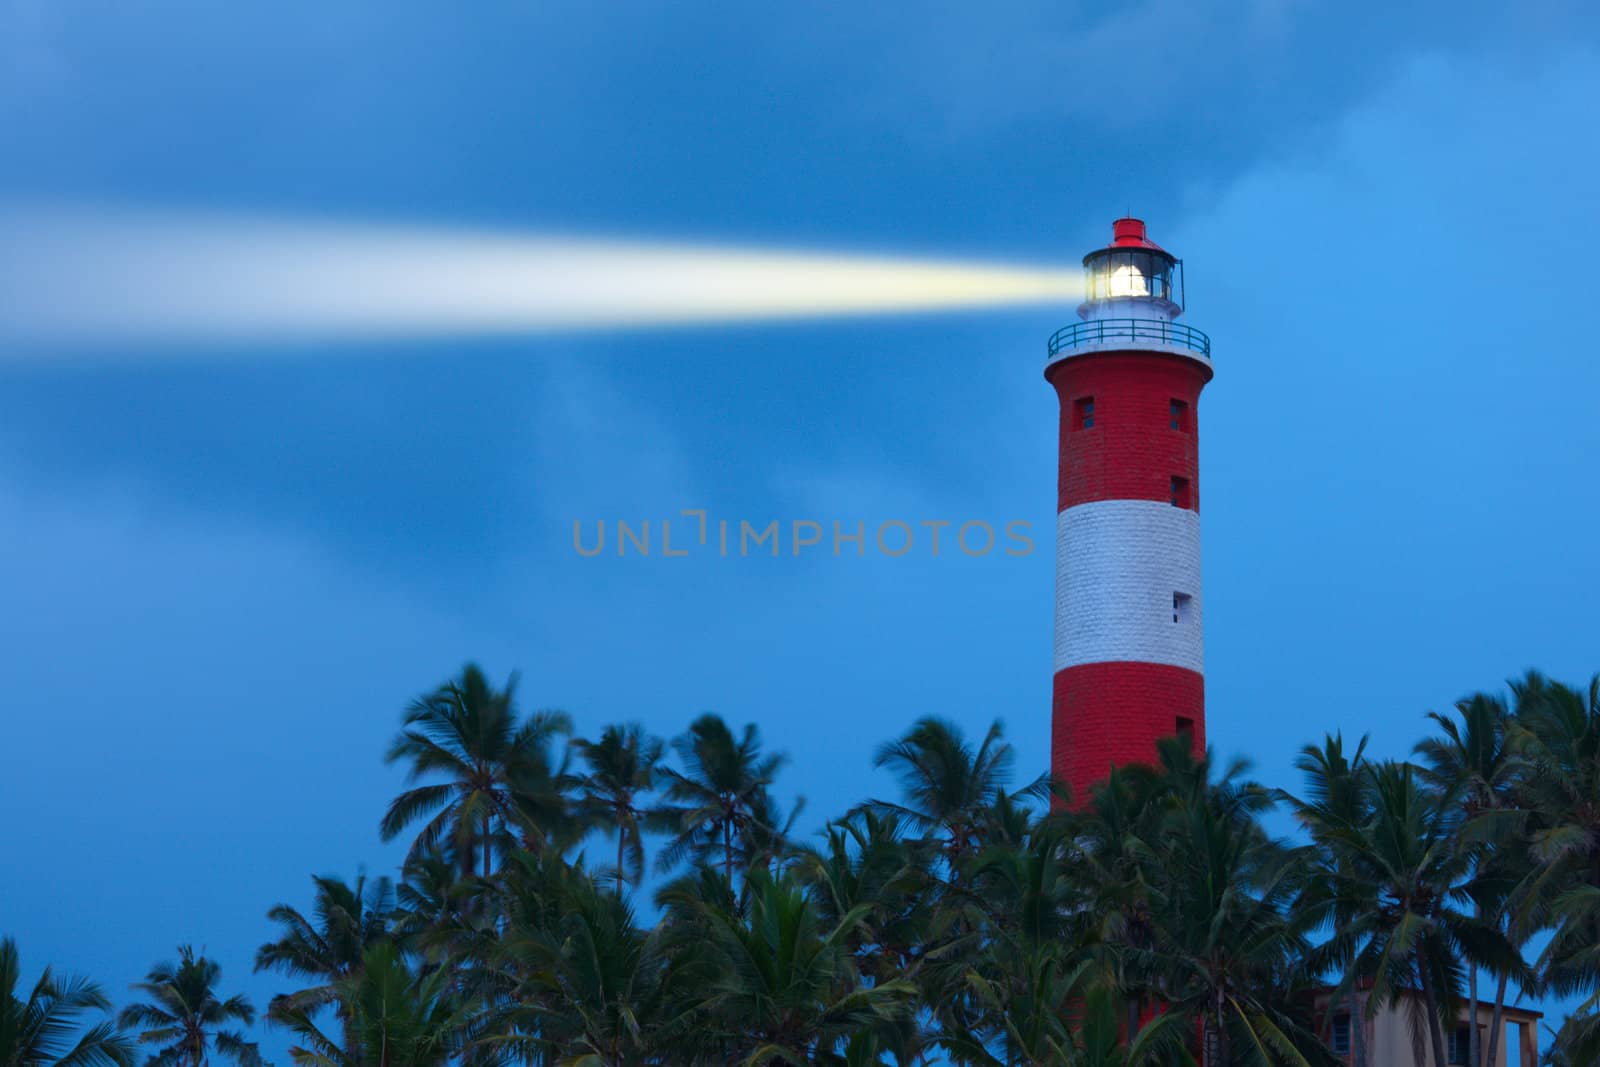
[1047,218,1212,801]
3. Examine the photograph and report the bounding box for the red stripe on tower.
[1045,218,1214,803]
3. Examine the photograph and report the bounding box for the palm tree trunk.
[483,812,492,878]
[1486,970,1509,1067]
[723,818,733,883]
[1349,983,1367,1067]
[616,829,627,896]
[341,1005,360,1066]
[1207,992,1228,1067]
[1416,946,1451,1067]
[1466,898,1484,1066]
[1468,961,1480,1066]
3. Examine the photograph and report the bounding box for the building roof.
[1311,985,1543,1020]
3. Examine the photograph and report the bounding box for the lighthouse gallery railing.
[1047,319,1211,360]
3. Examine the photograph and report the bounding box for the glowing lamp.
[1080,216,1182,311]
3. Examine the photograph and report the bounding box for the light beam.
[0,207,1083,354]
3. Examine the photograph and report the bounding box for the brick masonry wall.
[1047,347,1213,798]
[1053,499,1203,673]
[1047,351,1212,511]
[1052,661,1206,801]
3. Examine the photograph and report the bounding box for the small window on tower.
[1173,592,1193,623]
[1075,396,1095,430]
[1170,476,1192,508]
[1170,399,1190,432]
[1175,716,1195,741]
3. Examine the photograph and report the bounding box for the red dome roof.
[1107,217,1166,251]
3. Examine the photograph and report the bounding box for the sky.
[2,0,1600,1057]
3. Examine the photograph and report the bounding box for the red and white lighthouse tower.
[1047,218,1212,801]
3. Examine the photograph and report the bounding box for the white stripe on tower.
[1053,499,1202,673]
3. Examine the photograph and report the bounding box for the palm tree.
[571,724,665,894]
[1286,733,1374,1067]
[940,972,1193,1067]
[0,937,134,1067]
[119,946,259,1067]
[381,663,574,877]
[1510,672,1600,1061]
[797,810,938,987]
[391,852,482,966]
[491,874,703,1066]
[685,868,918,1065]
[1072,764,1168,1043]
[948,827,1088,1065]
[1542,1017,1593,1067]
[655,714,788,882]
[255,873,394,1061]
[735,788,806,878]
[867,718,1046,870]
[1056,984,1197,1067]
[1137,746,1325,1067]
[461,847,601,1058]
[1328,763,1518,1067]
[1543,997,1600,1064]
[273,944,467,1067]
[1416,693,1520,1067]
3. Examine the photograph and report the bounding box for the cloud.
[1163,42,1600,826]
[789,0,1600,182]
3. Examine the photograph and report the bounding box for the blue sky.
[3,1,1599,1055]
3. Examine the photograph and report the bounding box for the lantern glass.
[1084,249,1175,304]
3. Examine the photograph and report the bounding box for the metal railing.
[1047,318,1211,360]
